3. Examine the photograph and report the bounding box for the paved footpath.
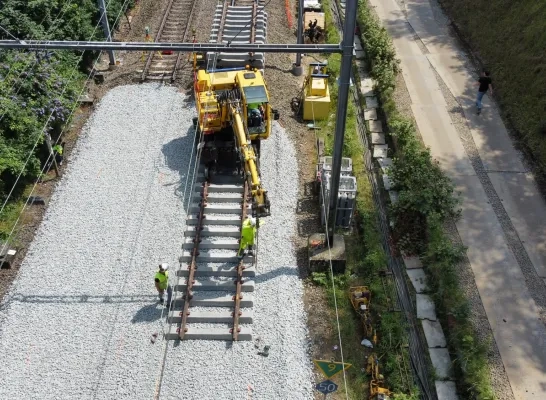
[368,0,546,398]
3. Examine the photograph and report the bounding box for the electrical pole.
[327,0,357,245]
[293,0,304,76]
[97,0,117,66]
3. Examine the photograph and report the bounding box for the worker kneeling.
[238,216,263,259]
[154,263,172,306]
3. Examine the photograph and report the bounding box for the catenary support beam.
[327,0,358,244]
[0,40,341,53]
[97,0,116,65]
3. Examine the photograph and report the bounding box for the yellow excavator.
[366,354,393,400]
[192,54,279,217]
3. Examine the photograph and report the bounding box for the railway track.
[165,165,255,341]
[140,0,198,82]
[209,0,267,71]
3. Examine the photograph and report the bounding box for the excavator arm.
[229,102,271,218]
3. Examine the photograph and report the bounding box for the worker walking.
[53,142,64,166]
[238,216,263,258]
[154,263,172,306]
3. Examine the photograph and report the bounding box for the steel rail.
[141,0,177,81]
[178,181,209,340]
[232,181,250,340]
[171,0,199,81]
[0,40,341,53]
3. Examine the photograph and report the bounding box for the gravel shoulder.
[0,85,192,399]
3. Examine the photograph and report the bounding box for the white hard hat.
[159,263,169,271]
[249,217,256,227]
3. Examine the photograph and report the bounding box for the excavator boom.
[229,103,271,217]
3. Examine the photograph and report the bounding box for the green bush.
[0,0,134,236]
[356,0,496,397]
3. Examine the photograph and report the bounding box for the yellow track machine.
[291,62,331,121]
[192,54,279,217]
[366,354,393,400]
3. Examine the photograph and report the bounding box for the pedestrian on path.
[476,69,493,115]
[154,263,172,306]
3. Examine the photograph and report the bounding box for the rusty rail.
[231,181,249,340]
[178,181,208,339]
[171,0,199,81]
[141,0,176,82]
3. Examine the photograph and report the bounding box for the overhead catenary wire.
[152,26,222,398]
[0,0,133,269]
[0,0,120,224]
[309,72,350,400]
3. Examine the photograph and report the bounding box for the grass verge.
[437,0,546,177]
[356,1,496,398]
[304,0,419,397]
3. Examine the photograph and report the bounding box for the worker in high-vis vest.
[238,216,264,258]
[154,263,172,306]
[52,142,64,166]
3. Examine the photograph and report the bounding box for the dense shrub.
[0,0,133,209]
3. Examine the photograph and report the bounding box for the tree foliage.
[0,0,133,207]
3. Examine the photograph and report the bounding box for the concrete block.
[388,191,399,205]
[168,310,253,324]
[177,265,255,277]
[355,49,366,59]
[373,144,388,159]
[354,35,362,47]
[354,40,363,51]
[175,279,255,292]
[180,251,253,263]
[360,86,374,97]
[190,204,250,214]
[184,226,241,238]
[165,327,253,341]
[429,348,454,380]
[416,294,437,321]
[182,238,239,250]
[203,183,244,193]
[434,381,459,400]
[173,293,253,308]
[369,120,383,133]
[403,256,423,269]
[365,96,379,108]
[360,77,374,89]
[422,320,447,348]
[406,268,428,293]
[194,192,242,202]
[364,108,377,120]
[371,132,385,145]
[382,174,393,191]
[186,215,242,225]
[377,157,393,171]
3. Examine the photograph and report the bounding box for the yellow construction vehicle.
[291,63,330,121]
[192,54,279,217]
[366,354,393,400]
[350,286,376,340]
[350,286,371,315]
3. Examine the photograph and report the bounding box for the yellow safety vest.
[53,145,63,155]
[155,270,169,290]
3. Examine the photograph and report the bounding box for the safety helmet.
[249,217,256,227]
[159,263,169,271]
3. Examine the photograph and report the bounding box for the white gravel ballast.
[0,84,314,399]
